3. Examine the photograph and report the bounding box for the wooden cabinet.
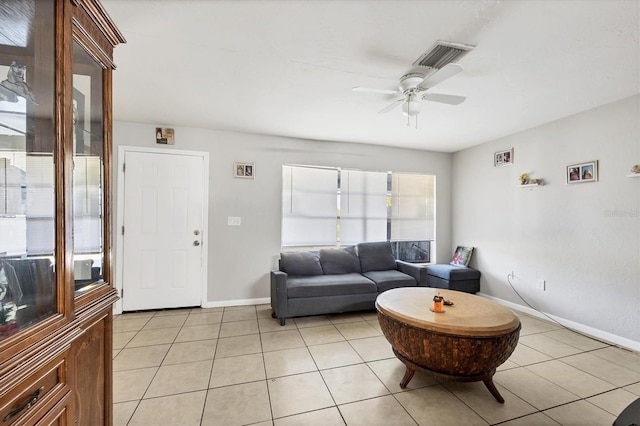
[0,0,124,424]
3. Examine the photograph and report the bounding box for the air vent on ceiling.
[413,41,475,70]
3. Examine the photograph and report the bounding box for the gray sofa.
[270,241,426,325]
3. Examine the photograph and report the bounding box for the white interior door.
[121,150,205,311]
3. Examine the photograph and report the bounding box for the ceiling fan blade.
[422,93,466,105]
[378,98,405,114]
[417,63,464,90]
[353,86,399,95]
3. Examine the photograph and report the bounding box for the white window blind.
[282,165,338,246]
[390,173,435,241]
[340,169,387,245]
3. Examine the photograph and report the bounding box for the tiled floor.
[113,305,640,425]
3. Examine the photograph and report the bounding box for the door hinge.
[123,163,126,172]
[121,226,125,235]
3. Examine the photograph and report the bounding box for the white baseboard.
[477,292,640,353]
[202,297,271,309]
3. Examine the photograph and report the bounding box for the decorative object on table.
[234,162,254,179]
[431,292,444,313]
[566,160,598,184]
[494,148,513,167]
[0,61,38,105]
[450,246,474,267]
[155,127,175,145]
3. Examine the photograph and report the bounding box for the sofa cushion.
[357,241,397,273]
[319,247,361,274]
[287,273,377,298]
[280,251,323,276]
[426,264,480,281]
[362,270,417,292]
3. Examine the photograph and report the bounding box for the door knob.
[193,240,200,246]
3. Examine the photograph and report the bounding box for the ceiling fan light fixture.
[401,96,421,117]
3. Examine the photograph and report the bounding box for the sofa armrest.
[396,260,427,286]
[270,270,288,321]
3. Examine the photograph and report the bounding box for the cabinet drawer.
[0,354,68,426]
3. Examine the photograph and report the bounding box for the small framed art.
[234,162,254,179]
[155,127,175,145]
[494,148,513,167]
[566,160,598,184]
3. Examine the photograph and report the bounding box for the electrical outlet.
[536,279,546,291]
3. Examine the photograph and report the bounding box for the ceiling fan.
[353,41,474,127]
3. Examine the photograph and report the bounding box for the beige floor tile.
[494,367,579,410]
[263,347,317,378]
[586,388,639,416]
[396,385,488,425]
[526,360,615,398]
[113,317,150,333]
[359,311,378,321]
[339,395,417,426]
[112,349,120,359]
[126,327,180,348]
[219,319,259,338]
[153,308,194,317]
[308,341,363,370]
[366,319,383,333]
[321,363,389,404]
[144,360,212,398]
[335,321,381,340]
[498,412,560,425]
[624,382,640,395]
[175,323,221,342]
[543,400,616,425]
[268,371,335,419]
[274,407,345,426]
[590,346,640,372]
[113,331,137,349]
[115,311,155,321]
[209,353,265,388]
[261,329,306,352]
[519,334,584,358]
[113,367,157,403]
[348,336,394,362]
[561,352,640,386]
[113,344,170,371]
[543,329,609,351]
[222,307,257,322]
[518,315,562,335]
[443,380,537,424]
[367,358,437,392]
[128,390,206,426]
[184,311,223,326]
[162,339,217,365]
[215,334,262,358]
[508,343,553,366]
[142,314,188,329]
[299,324,345,346]
[202,380,271,425]
[294,315,332,328]
[256,304,274,319]
[328,312,368,324]
[497,359,519,371]
[258,316,297,333]
[113,401,138,426]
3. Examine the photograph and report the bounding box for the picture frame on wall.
[494,148,513,167]
[234,162,254,179]
[566,160,598,184]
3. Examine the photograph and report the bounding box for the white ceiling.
[101,0,640,153]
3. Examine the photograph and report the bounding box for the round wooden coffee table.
[376,287,521,403]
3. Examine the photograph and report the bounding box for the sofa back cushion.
[357,241,397,272]
[280,251,323,276]
[319,247,361,274]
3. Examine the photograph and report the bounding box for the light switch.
[227,216,242,226]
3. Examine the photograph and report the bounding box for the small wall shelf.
[626,174,640,178]
[519,183,543,187]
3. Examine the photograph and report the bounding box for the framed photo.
[566,160,598,184]
[234,162,254,179]
[155,127,175,145]
[494,148,513,167]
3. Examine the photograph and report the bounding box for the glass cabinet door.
[72,41,105,293]
[0,0,57,340]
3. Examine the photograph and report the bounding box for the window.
[282,165,435,262]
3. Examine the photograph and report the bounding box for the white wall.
[452,95,640,348]
[112,124,453,305]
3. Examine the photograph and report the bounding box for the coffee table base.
[393,349,505,403]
